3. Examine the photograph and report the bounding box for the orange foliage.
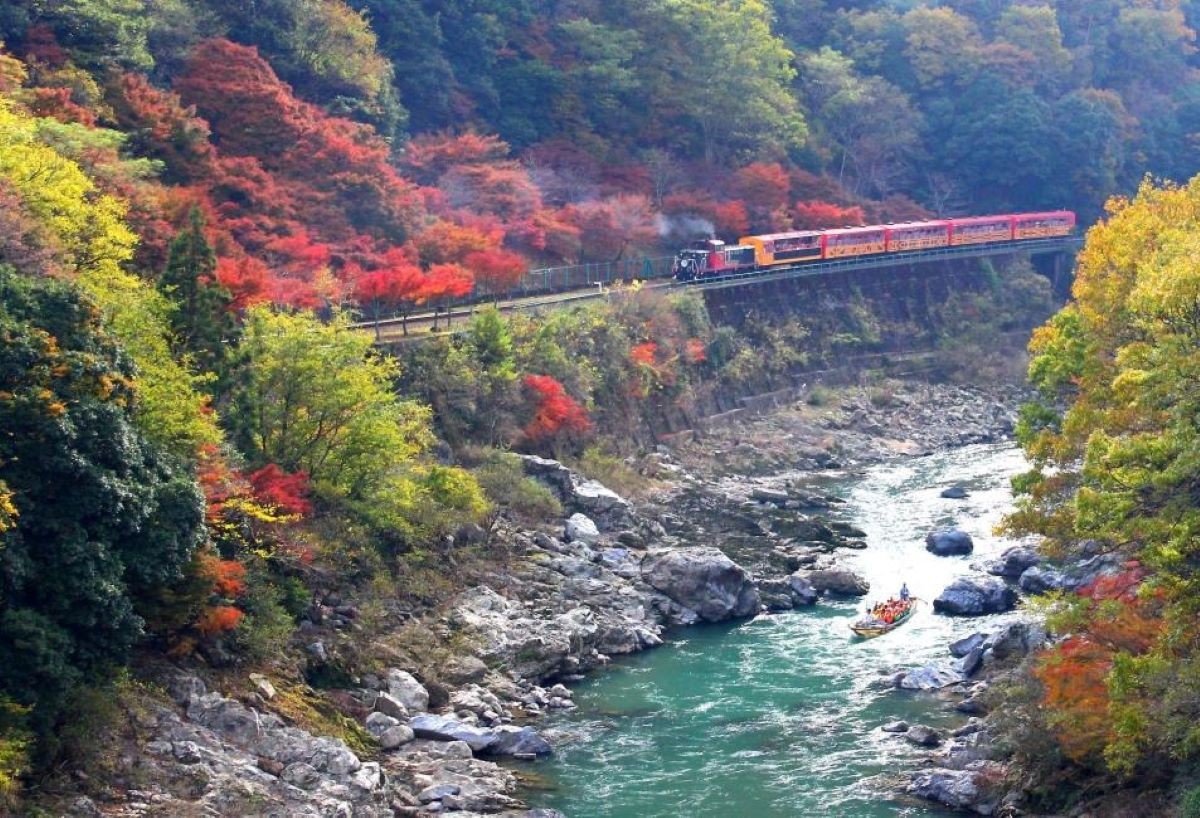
[415,220,498,264]
[792,200,867,229]
[733,162,791,212]
[195,605,244,636]
[685,338,707,364]
[1034,636,1115,762]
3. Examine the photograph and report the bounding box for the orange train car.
[739,230,824,266]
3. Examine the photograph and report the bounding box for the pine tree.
[159,208,233,376]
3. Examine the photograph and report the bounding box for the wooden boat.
[850,598,919,638]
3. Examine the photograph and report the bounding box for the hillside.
[3,0,1200,814]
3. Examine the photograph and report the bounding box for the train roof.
[1012,210,1076,220]
[823,225,887,235]
[885,220,951,230]
[741,229,824,242]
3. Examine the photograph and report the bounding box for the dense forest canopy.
[3,0,1200,809]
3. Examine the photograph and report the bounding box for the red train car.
[949,215,1014,245]
[824,226,887,259]
[885,221,950,252]
[1014,211,1075,239]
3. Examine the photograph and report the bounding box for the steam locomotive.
[671,211,1076,281]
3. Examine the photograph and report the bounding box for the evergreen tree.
[158,207,233,377]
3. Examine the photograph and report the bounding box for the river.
[529,442,1032,817]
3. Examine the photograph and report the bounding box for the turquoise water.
[533,442,1031,817]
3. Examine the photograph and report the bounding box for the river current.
[530,442,1032,817]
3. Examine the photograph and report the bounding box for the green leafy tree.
[0,267,205,757]
[233,306,433,498]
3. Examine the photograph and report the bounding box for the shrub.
[473,452,562,520]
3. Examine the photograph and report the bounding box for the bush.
[473,452,562,520]
[1180,785,1200,818]
[571,444,650,498]
[806,385,834,406]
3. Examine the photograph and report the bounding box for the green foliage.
[472,452,562,521]
[158,207,234,377]
[0,697,30,811]
[0,268,205,760]
[1006,176,1200,787]
[233,306,432,498]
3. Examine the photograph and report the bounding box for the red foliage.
[791,200,866,229]
[465,248,528,295]
[441,162,542,222]
[630,341,658,367]
[711,201,750,237]
[418,263,474,304]
[248,464,313,517]
[195,605,244,636]
[27,86,97,126]
[684,338,707,364]
[399,132,510,185]
[661,193,749,239]
[351,259,425,316]
[522,374,591,444]
[215,256,271,311]
[112,73,216,181]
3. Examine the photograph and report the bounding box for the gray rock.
[955,647,984,678]
[986,622,1046,660]
[454,522,488,546]
[1018,565,1071,594]
[949,632,986,658]
[364,711,400,737]
[373,692,410,722]
[908,762,1005,814]
[786,574,819,606]
[805,568,870,597]
[384,669,429,713]
[490,725,553,756]
[441,655,488,685]
[881,721,909,733]
[751,487,790,504]
[940,486,969,499]
[409,715,497,753]
[282,762,322,789]
[377,724,415,750]
[985,546,1040,578]
[520,455,632,526]
[906,725,943,747]
[248,673,276,701]
[641,547,760,622]
[934,577,1017,616]
[898,663,966,691]
[925,529,974,556]
[418,783,461,803]
[565,513,601,546]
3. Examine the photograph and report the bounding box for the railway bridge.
[363,234,1081,342]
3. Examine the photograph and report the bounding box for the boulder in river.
[940,486,969,499]
[897,663,966,691]
[925,529,974,556]
[985,546,1041,578]
[905,725,943,747]
[933,577,1016,616]
[410,715,497,753]
[640,547,760,622]
[907,764,1003,814]
[804,568,870,597]
[949,632,986,658]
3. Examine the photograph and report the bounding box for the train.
[671,211,1076,281]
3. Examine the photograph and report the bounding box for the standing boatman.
[900,582,910,601]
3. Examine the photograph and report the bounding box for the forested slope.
[1,0,1200,810]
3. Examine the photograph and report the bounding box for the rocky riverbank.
[55,378,1033,817]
